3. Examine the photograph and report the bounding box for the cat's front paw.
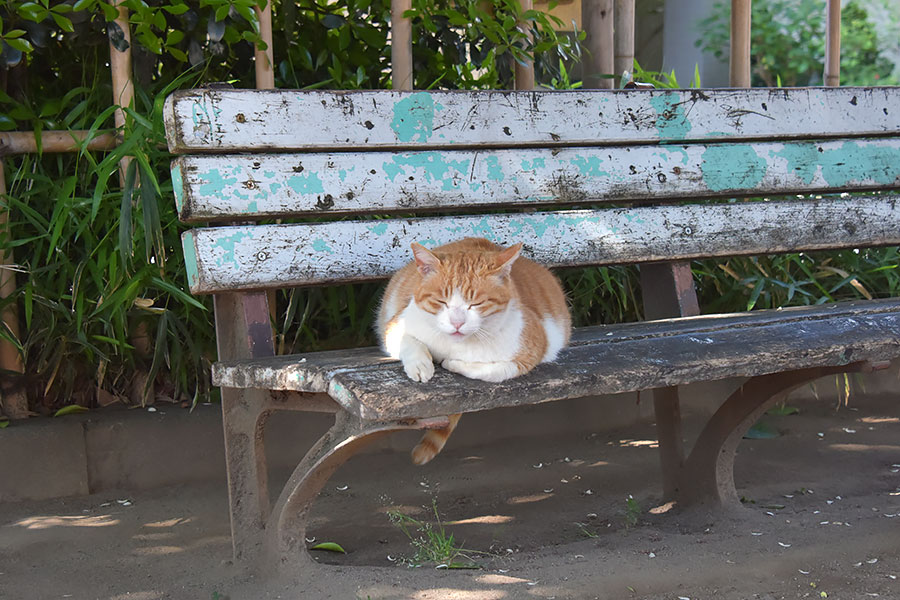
[403,353,435,382]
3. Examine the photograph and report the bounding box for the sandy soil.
[2,393,899,600]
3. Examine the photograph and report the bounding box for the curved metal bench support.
[264,412,451,572]
[678,362,880,508]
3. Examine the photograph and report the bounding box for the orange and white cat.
[376,237,571,464]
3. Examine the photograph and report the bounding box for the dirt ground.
[2,392,899,600]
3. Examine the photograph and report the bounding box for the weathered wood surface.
[164,88,900,153]
[210,299,900,420]
[182,195,900,293]
[173,138,900,221]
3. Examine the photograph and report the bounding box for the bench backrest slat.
[182,195,900,293]
[164,88,900,153]
[173,138,900,221]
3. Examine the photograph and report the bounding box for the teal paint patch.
[287,172,325,195]
[391,92,441,143]
[701,144,767,192]
[170,163,184,214]
[269,183,282,194]
[368,222,389,236]
[772,143,820,185]
[569,155,610,178]
[263,170,276,178]
[650,92,692,141]
[215,230,254,271]
[521,157,547,171]
[774,141,900,188]
[485,155,505,182]
[198,168,238,200]
[312,238,334,254]
[382,152,470,191]
[819,142,900,187]
[470,216,496,240]
[181,232,201,290]
[420,238,438,247]
[246,200,259,213]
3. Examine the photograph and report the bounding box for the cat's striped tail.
[411,414,462,465]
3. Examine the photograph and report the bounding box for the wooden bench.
[164,86,900,572]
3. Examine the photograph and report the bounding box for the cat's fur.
[376,237,571,464]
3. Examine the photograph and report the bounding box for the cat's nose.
[449,311,466,329]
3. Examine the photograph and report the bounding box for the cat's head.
[410,240,522,339]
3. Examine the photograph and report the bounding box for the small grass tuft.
[624,495,641,528]
[386,499,484,569]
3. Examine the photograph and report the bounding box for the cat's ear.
[411,242,441,276]
[494,242,522,278]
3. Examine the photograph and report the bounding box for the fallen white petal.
[868,558,878,564]
[533,463,544,469]
[751,532,764,536]
[778,542,791,548]
[336,485,349,491]
[799,569,810,575]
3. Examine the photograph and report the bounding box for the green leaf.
[163,3,190,15]
[54,405,90,417]
[310,542,346,553]
[0,418,9,429]
[6,38,34,53]
[17,2,49,22]
[100,1,119,20]
[744,420,779,439]
[51,12,75,33]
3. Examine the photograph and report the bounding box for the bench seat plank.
[164,88,900,153]
[211,298,900,420]
[183,195,900,293]
[173,138,900,221]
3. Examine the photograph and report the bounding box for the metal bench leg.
[264,412,450,573]
[222,387,273,564]
[640,261,698,500]
[679,362,875,508]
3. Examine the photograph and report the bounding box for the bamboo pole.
[514,0,535,90]
[730,0,751,87]
[255,0,276,89]
[254,0,278,331]
[824,0,841,86]
[391,0,413,91]
[109,0,134,144]
[613,0,635,87]
[0,132,118,155]
[0,160,28,419]
[582,0,615,89]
